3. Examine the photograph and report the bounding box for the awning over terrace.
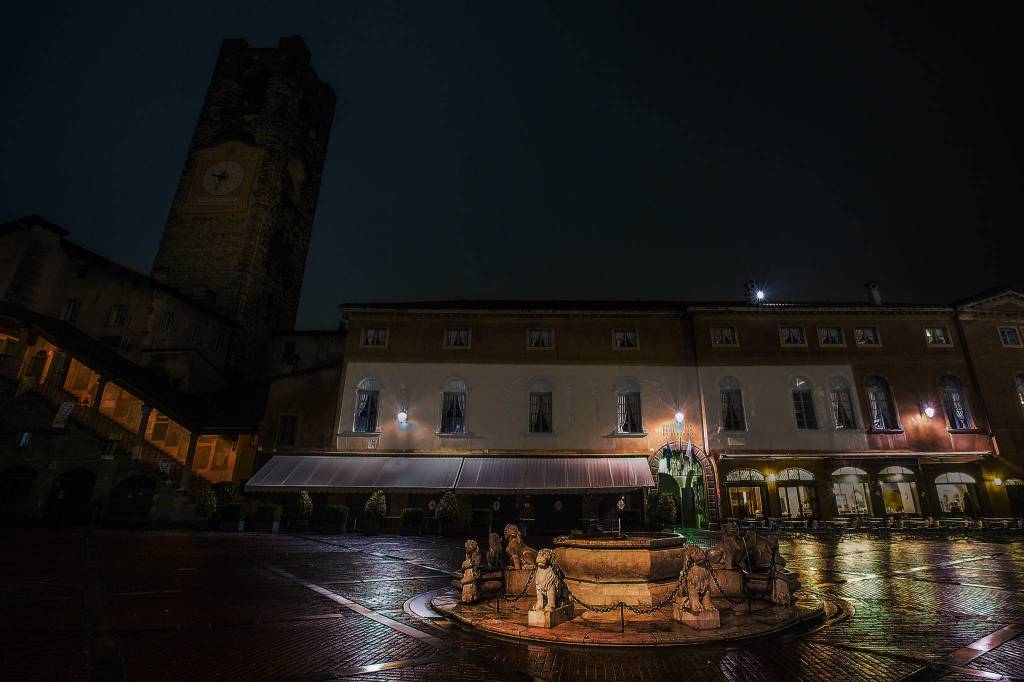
[246,455,463,492]
[247,455,655,494]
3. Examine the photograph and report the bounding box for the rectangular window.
[276,415,298,446]
[439,391,467,434]
[854,326,881,346]
[817,326,845,347]
[711,326,738,347]
[211,332,225,351]
[830,389,857,429]
[61,299,80,323]
[194,443,213,470]
[280,340,297,362]
[361,328,389,347]
[616,392,643,433]
[779,326,806,347]
[721,390,746,431]
[792,391,818,429]
[924,326,951,346]
[190,324,204,345]
[106,304,128,327]
[443,328,471,349]
[352,389,380,433]
[151,416,170,441]
[612,329,639,350]
[529,392,553,432]
[527,328,554,349]
[998,327,1022,348]
[161,311,176,334]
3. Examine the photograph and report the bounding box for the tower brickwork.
[153,36,336,370]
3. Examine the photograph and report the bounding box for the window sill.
[947,428,983,435]
[868,428,905,435]
[610,431,648,438]
[526,431,557,437]
[341,430,381,437]
[436,432,471,438]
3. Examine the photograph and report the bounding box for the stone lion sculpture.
[743,529,785,571]
[533,549,562,611]
[504,523,537,569]
[706,521,743,569]
[680,545,716,614]
[459,539,482,603]
[486,532,505,568]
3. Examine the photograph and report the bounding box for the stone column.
[179,433,199,490]
[132,404,153,459]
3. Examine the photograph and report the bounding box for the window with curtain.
[829,377,857,429]
[719,376,746,431]
[444,328,471,348]
[998,327,1022,348]
[529,392,553,432]
[855,326,881,346]
[938,375,972,430]
[865,375,898,430]
[779,325,806,346]
[924,326,951,346]
[817,326,845,346]
[791,376,818,430]
[614,379,643,433]
[352,378,381,433]
[711,326,738,346]
[440,378,467,434]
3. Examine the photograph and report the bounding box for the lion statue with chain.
[533,549,563,611]
[504,523,537,569]
[706,521,743,569]
[459,539,482,603]
[679,544,716,614]
[486,532,505,567]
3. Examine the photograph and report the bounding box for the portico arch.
[650,440,719,528]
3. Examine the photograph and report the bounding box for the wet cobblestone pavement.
[3,527,1024,680]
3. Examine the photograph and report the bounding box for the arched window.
[726,468,765,482]
[615,378,643,434]
[829,377,857,430]
[529,379,553,434]
[439,378,467,435]
[935,472,976,484]
[865,375,898,430]
[938,375,972,430]
[832,467,871,515]
[718,376,746,431]
[352,378,381,433]
[776,468,815,481]
[791,376,818,430]
[878,466,914,476]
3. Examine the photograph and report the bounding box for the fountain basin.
[554,532,685,616]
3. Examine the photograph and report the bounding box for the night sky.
[1,3,1020,329]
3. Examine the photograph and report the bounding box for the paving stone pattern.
[2,527,1023,681]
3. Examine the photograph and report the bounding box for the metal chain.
[497,567,536,602]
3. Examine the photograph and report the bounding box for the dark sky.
[1,2,1021,329]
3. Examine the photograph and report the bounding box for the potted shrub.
[252,504,283,533]
[362,490,386,534]
[322,504,349,533]
[220,502,246,531]
[400,507,425,535]
[195,486,218,526]
[286,490,313,531]
[469,507,493,534]
[647,492,677,531]
[434,491,459,536]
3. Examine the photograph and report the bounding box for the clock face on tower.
[183,142,262,213]
[202,161,244,195]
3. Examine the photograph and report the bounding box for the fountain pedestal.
[673,604,720,629]
[528,604,575,628]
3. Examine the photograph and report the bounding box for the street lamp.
[397,410,408,424]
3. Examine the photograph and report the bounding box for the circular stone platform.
[429,591,827,647]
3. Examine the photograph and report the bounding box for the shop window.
[439,378,467,434]
[352,378,381,433]
[719,376,746,431]
[832,467,872,515]
[938,375,972,430]
[934,472,980,515]
[878,466,920,514]
[726,469,766,482]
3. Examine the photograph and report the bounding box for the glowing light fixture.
[923,406,936,419]
[675,411,685,424]
[994,478,1003,486]
[755,289,766,301]
[397,411,408,424]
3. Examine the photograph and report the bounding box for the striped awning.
[246,455,463,492]
[246,455,655,494]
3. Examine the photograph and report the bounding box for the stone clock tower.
[153,36,336,370]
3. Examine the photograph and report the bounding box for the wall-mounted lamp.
[766,472,776,482]
[397,411,408,425]
[923,406,936,419]
[993,477,1003,487]
[675,411,685,425]
[755,289,766,301]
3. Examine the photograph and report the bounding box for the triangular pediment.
[959,289,1024,315]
